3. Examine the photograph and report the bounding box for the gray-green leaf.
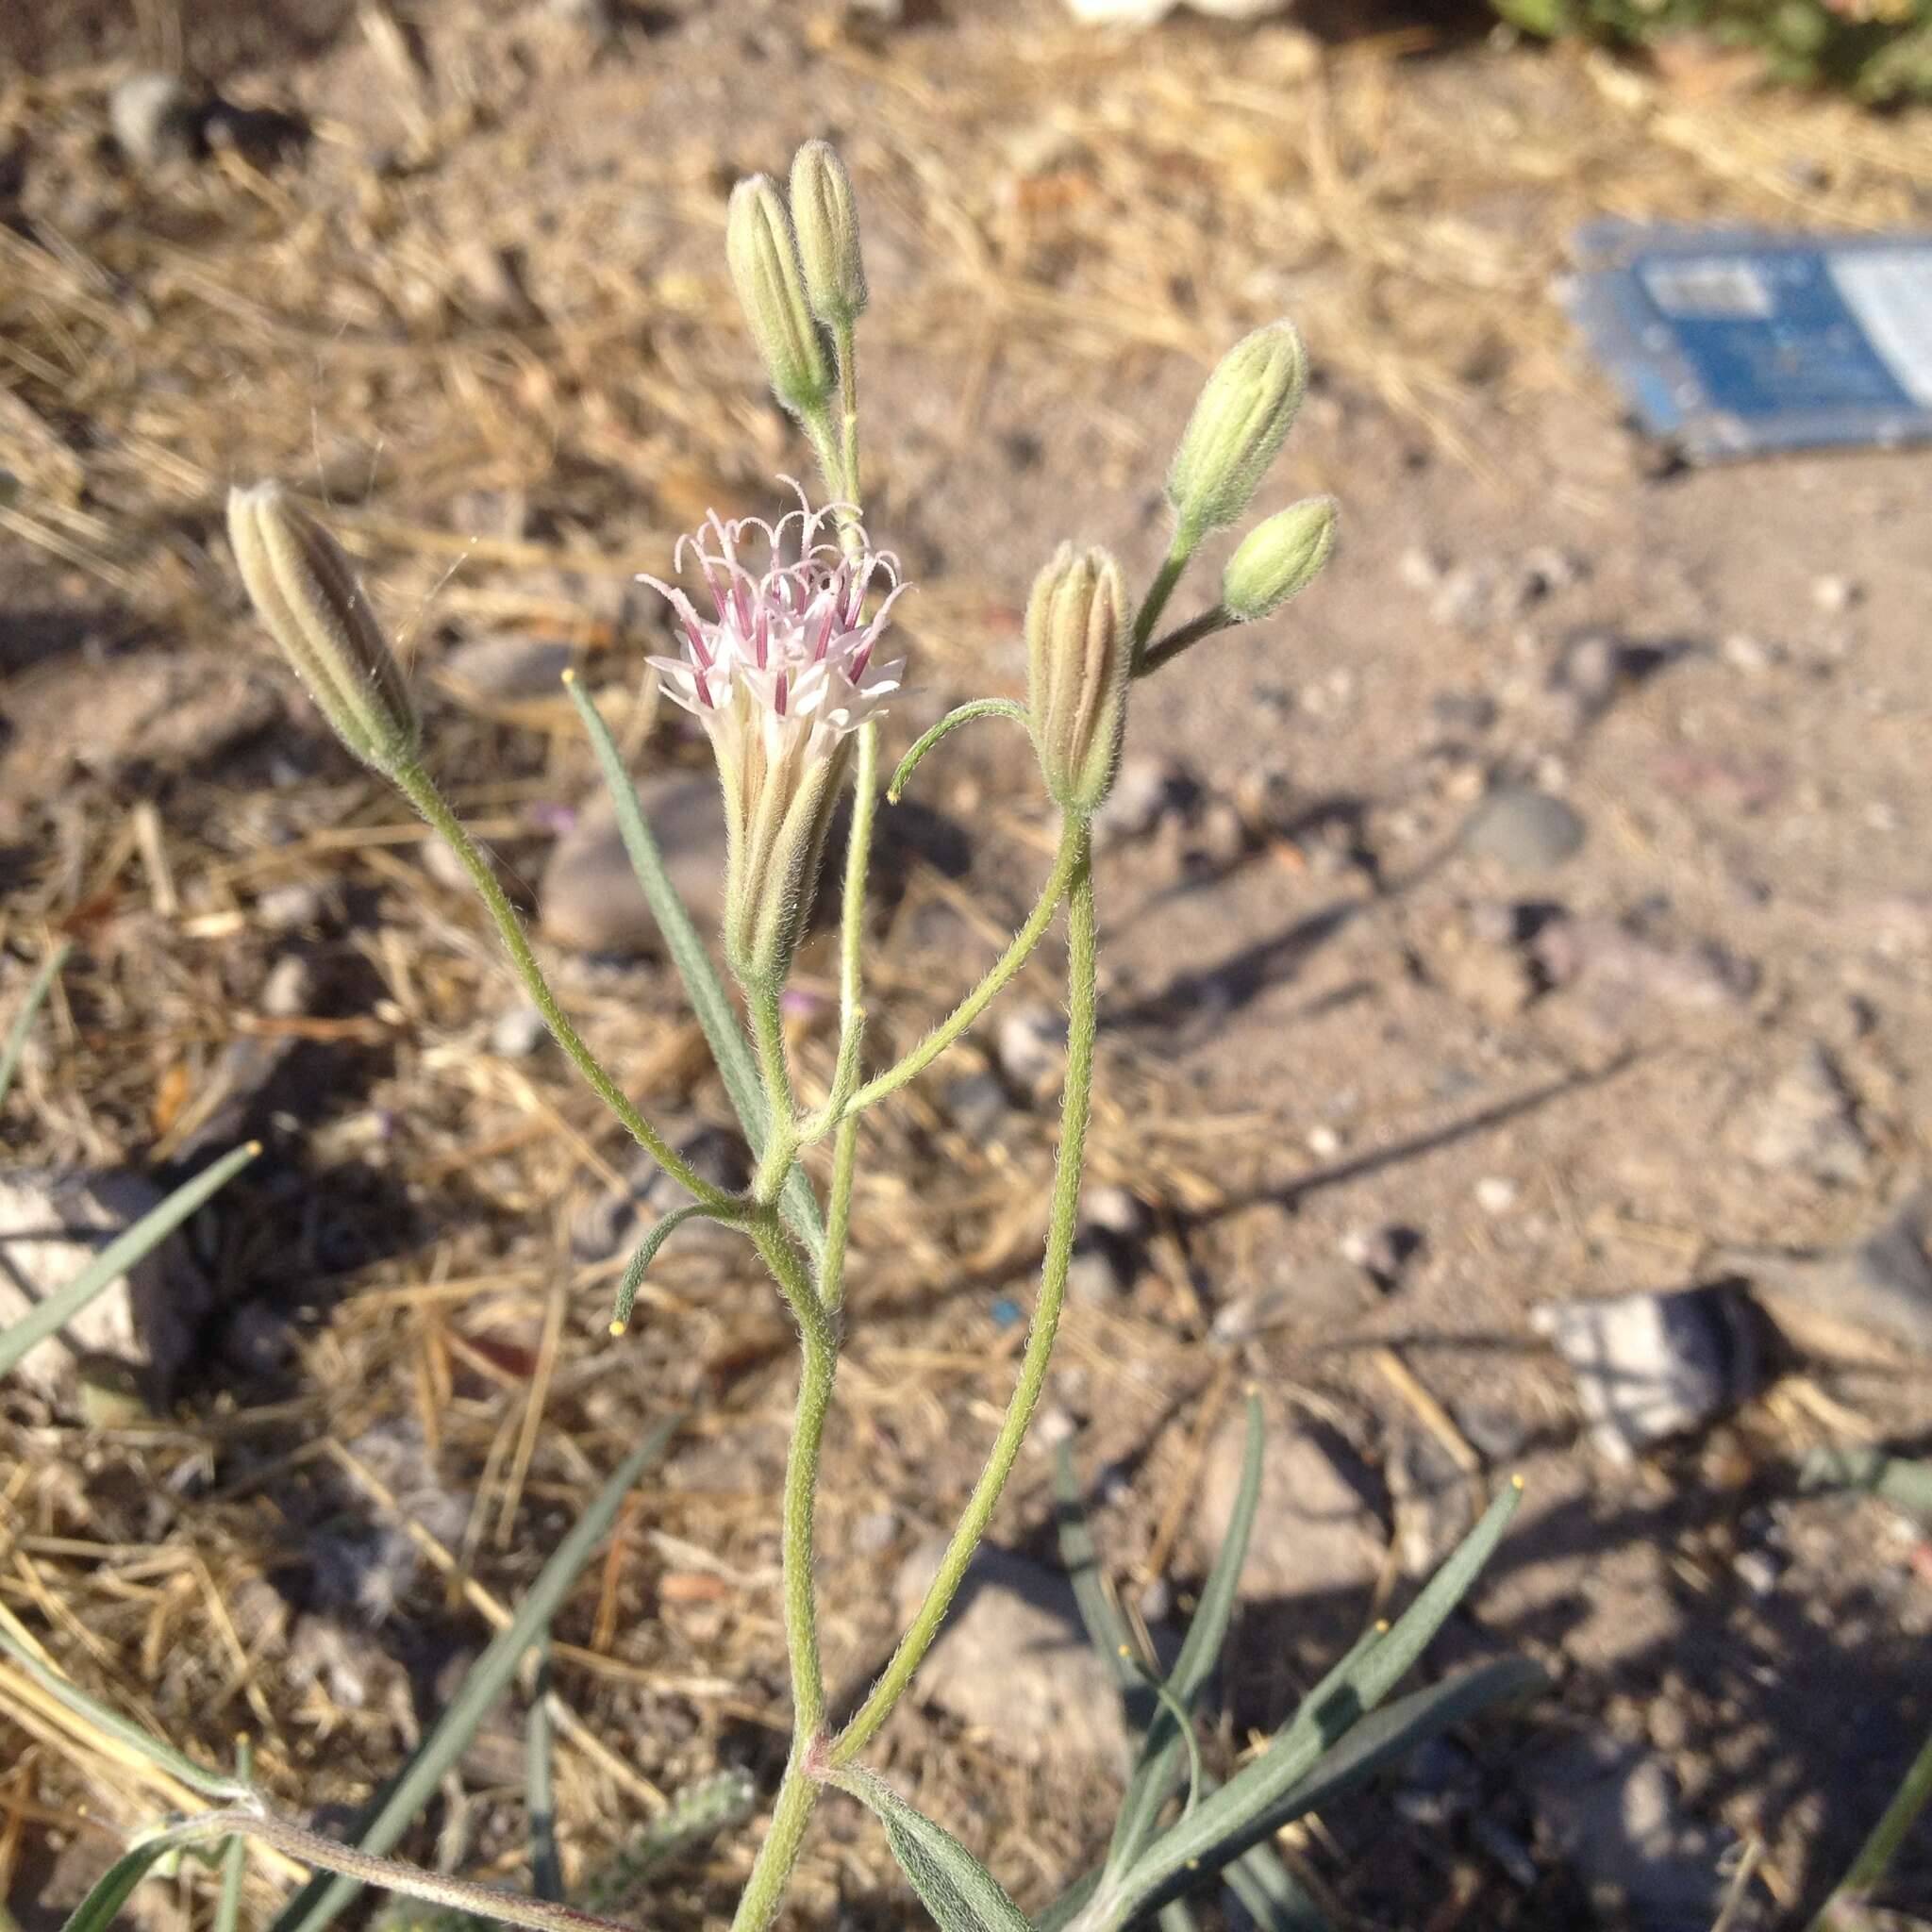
[841,1771,1031,1932]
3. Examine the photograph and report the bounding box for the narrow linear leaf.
[270,1419,679,1932]
[57,1839,186,1932]
[564,677,823,1263]
[525,1649,560,1905]
[1052,1440,1141,1699]
[1801,1444,1932,1524]
[840,1771,1030,1932]
[608,1204,739,1333]
[216,1739,255,1932]
[0,1140,259,1384]
[1809,1720,1932,1929]
[1106,1657,1545,1928]
[1030,1868,1102,1932]
[1155,1903,1198,1932]
[1107,1392,1263,1872]
[0,1605,256,1803]
[1221,1838,1329,1932]
[0,939,73,1110]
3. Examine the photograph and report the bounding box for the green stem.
[727,1758,822,1932]
[727,1219,840,1932]
[830,819,1096,1766]
[749,988,799,1204]
[1137,603,1236,679]
[393,762,732,1212]
[821,1117,860,1317]
[1131,532,1194,667]
[841,820,1080,1119]
[1810,1721,1932,1929]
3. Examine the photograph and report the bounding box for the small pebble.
[260,955,315,1019]
[1462,786,1586,871]
[443,634,574,701]
[941,1071,1011,1141]
[110,72,198,167]
[1732,1550,1778,1597]
[1082,1185,1147,1241]
[490,1003,548,1058]
[996,1003,1065,1100]
[257,883,326,932]
[1812,575,1859,615]
[1306,1123,1343,1158]
[851,1508,898,1557]
[1474,1175,1519,1216]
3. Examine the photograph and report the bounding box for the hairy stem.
[727,1757,822,1932]
[394,762,731,1211]
[831,820,1096,1765]
[1131,531,1193,667]
[1137,602,1234,679]
[841,820,1080,1119]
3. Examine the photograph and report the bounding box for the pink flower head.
[641,485,908,989]
[642,484,907,773]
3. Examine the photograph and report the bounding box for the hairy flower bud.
[1222,495,1337,623]
[227,482,419,774]
[727,175,834,419]
[1166,321,1307,542]
[1025,543,1130,815]
[789,140,866,330]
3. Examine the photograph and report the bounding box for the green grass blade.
[1809,1720,1932,1929]
[1106,1391,1263,1872]
[217,1740,255,1932]
[0,940,72,1111]
[525,1650,560,1905]
[57,1839,183,1932]
[1052,1439,1142,1699]
[0,1140,259,1385]
[269,1418,679,1932]
[1105,1658,1543,1928]
[0,1604,256,1803]
[563,677,823,1265]
[1221,1836,1328,1932]
[1029,1869,1101,1932]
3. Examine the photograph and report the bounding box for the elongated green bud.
[227,482,419,774]
[726,175,834,418]
[789,140,866,330]
[1026,543,1130,815]
[1222,495,1337,622]
[1166,321,1307,543]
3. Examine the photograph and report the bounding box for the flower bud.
[789,140,866,330]
[726,174,834,419]
[1222,495,1337,622]
[1025,543,1130,815]
[227,482,419,774]
[1165,321,1307,543]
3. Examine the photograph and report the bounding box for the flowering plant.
[2,136,1680,1932]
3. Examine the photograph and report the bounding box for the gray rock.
[996,1003,1065,1101]
[0,1170,211,1404]
[1742,1041,1868,1185]
[1520,1731,1724,1928]
[1461,787,1586,870]
[1082,1185,1147,1241]
[1533,917,1756,1033]
[1066,1237,1134,1306]
[1387,1422,1477,1576]
[572,1125,750,1264]
[443,634,575,703]
[539,775,726,954]
[891,1538,1129,1766]
[110,73,198,167]
[1719,1186,1932,1354]
[1210,1257,1381,1344]
[1092,756,1181,848]
[490,1003,548,1058]
[1196,1407,1382,1602]
[940,1071,1011,1141]
[1533,1287,1756,1463]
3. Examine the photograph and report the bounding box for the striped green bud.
[1166,321,1307,542]
[726,174,834,419]
[789,140,866,330]
[1222,495,1337,622]
[1026,543,1130,816]
[227,482,419,774]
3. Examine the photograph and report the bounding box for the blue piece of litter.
[1567,223,1932,461]
[989,1297,1023,1330]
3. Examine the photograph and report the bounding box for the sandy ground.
[4,2,1932,1928]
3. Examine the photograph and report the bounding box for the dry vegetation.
[4,3,1932,1928]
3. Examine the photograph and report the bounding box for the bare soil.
[4,2,1932,1929]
